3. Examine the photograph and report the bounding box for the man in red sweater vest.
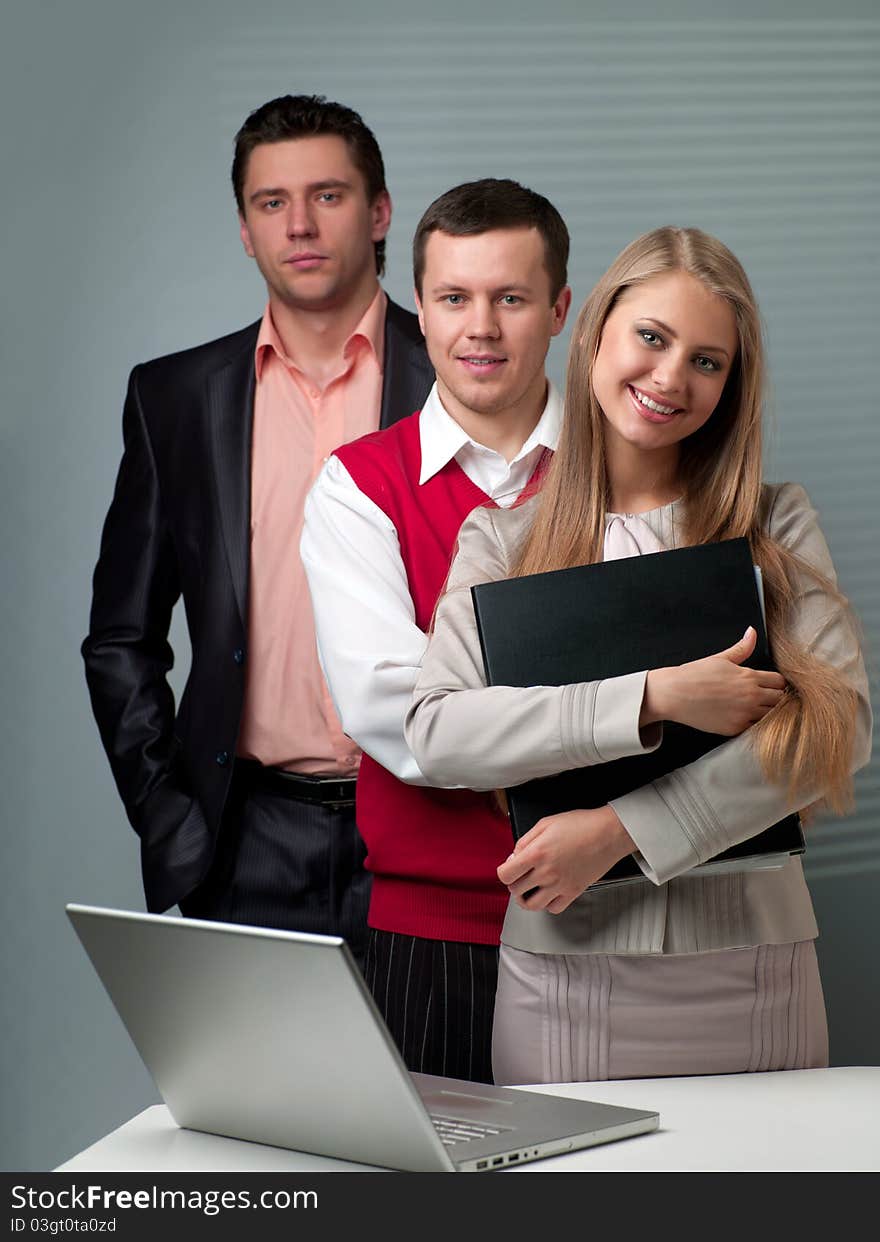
[302,180,571,1082]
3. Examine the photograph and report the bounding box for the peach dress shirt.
[236,290,386,774]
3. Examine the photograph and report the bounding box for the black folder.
[471,537,804,884]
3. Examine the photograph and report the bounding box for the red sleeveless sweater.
[335,411,525,944]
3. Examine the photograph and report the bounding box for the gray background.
[2,0,877,1171]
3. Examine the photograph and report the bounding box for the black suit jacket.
[83,298,433,913]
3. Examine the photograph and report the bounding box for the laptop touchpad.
[420,1089,515,1115]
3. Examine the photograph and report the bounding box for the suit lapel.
[204,308,427,624]
[206,324,258,627]
[380,298,433,429]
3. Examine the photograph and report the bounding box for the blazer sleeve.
[611,483,873,884]
[404,505,661,789]
[81,366,190,836]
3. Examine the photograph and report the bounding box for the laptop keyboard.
[430,1113,505,1147]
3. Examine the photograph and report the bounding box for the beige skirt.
[492,941,828,1085]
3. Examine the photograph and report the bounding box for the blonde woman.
[404,227,871,1085]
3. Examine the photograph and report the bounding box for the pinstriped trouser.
[364,929,499,1084]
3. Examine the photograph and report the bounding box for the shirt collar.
[418,380,563,485]
[254,287,387,381]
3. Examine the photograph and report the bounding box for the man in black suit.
[82,95,432,965]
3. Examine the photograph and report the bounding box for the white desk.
[58,1067,879,1172]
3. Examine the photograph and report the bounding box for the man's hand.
[497,806,636,914]
[642,625,786,736]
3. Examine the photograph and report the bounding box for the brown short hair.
[413,178,569,300]
[232,94,388,275]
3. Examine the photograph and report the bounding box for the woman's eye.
[638,329,662,346]
[695,355,720,372]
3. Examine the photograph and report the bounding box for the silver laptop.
[66,904,658,1172]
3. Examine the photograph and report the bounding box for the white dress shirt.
[301,380,562,785]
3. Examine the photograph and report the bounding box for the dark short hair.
[232,94,388,275]
[413,178,569,300]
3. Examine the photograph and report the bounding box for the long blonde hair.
[514,226,857,811]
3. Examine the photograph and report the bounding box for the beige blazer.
[404,484,872,955]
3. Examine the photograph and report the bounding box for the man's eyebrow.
[248,178,353,204]
[248,186,286,204]
[641,316,731,359]
[429,282,534,296]
[308,179,353,193]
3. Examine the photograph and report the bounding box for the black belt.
[235,759,357,807]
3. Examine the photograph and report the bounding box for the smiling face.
[591,270,739,460]
[238,134,391,314]
[415,227,570,431]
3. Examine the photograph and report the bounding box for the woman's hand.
[642,625,786,736]
[497,806,636,914]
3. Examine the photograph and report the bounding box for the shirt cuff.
[610,771,717,885]
[594,670,663,760]
[559,670,662,767]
